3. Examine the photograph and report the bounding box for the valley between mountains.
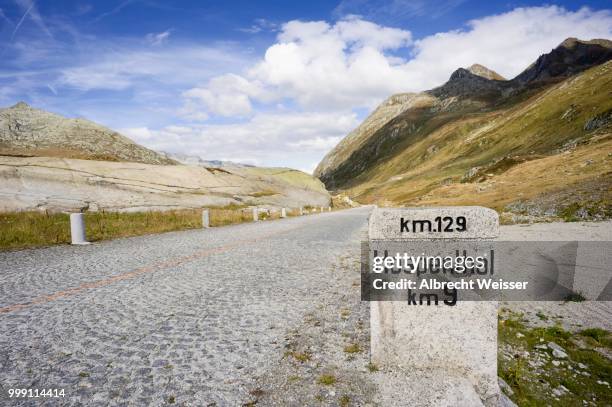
[315,38,612,223]
[1,38,610,222]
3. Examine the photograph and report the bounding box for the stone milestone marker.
[368,206,500,406]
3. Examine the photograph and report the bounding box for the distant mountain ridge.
[314,38,612,222]
[315,37,612,186]
[0,102,175,165]
[514,38,612,84]
[0,104,331,212]
[159,151,253,168]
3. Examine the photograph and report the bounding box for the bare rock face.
[0,156,330,212]
[0,102,174,165]
[0,103,331,212]
[428,67,508,100]
[513,38,612,85]
[468,64,506,81]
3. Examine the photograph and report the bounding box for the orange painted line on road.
[0,224,302,314]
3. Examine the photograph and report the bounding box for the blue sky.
[0,1,611,172]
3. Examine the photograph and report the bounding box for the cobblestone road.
[0,207,372,406]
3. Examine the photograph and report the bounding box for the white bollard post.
[70,213,90,245]
[202,209,210,228]
[328,206,332,212]
[252,207,258,222]
[281,208,287,218]
[320,206,324,212]
[299,207,304,216]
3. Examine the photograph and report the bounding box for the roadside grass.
[0,210,204,250]
[1,211,72,249]
[284,351,312,363]
[209,208,253,227]
[498,310,612,406]
[564,291,587,303]
[1,204,326,251]
[317,374,337,385]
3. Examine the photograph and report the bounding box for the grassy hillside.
[334,61,612,222]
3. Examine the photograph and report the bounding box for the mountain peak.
[513,37,612,84]
[428,66,505,100]
[467,64,505,81]
[11,101,31,110]
[559,37,612,49]
[448,67,474,80]
[1,103,175,165]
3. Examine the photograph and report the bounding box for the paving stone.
[0,208,371,405]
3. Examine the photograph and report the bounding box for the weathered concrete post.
[202,209,210,228]
[252,207,258,222]
[281,208,287,218]
[70,213,90,245]
[368,206,499,406]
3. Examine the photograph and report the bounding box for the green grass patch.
[559,200,612,222]
[317,374,337,385]
[343,343,361,354]
[499,312,612,406]
[249,190,278,198]
[209,208,253,227]
[564,291,587,302]
[580,328,612,347]
[285,351,311,363]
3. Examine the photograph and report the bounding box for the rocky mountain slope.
[0,156,330,212]
[0,105,330,212]
[315,38,612,221]
[0,102,175,164]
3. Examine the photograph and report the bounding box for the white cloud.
[145,30,171,46]
[333,0,466,21]
[182,16,413,118]
[58,45,250,91]
[120,111,359,171]
[13,0,53,40]
[119,127,154,140]
[181,7,612,122]
[406,6,612,86]
[289,136,343,150]
[238,18,278,34]
[182,74,262,117]
[5,5,612,172]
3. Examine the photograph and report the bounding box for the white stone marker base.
[281,208,287,218]
[70,213,90,245]
[371,301,499,405]
[368,206,500,406]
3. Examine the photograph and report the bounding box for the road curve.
[0,207,372,406]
